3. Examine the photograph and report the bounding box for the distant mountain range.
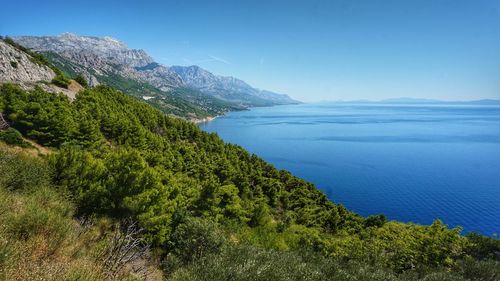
[11,33,299,119]
[330,97,500,105]
[170,65,296,106]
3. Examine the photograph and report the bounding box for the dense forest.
[0,82,499,280]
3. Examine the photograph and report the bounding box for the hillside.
[13,33,298,117]
[170,65,299,106]
[0,38,499,280]
[0,38,85,100]
[0,81,499,280]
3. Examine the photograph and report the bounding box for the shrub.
[0,128,30,147]
[455,258,500,281]
[465,232,500,260]
[365,214,387,228]
[74,74,89,88]
[52,74,71,89]
[163,217,227,276]
[0,150,51,191]
[10,61,18,68]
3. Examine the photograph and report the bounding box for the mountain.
[14,32,184,90]
[1,37,498,280]
[12,33,299,118]
[379,98,500,105]
[170,65,299,106]
[330,97,500,105]
[0,38,84,99]
[0,40,54,83]
[11,33,243,119]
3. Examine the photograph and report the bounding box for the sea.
[200,102,500,236]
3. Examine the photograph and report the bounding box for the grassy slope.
[0,145,163,280]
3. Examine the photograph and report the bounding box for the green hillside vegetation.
[0,83,498,280]
[42,51,243,119]
[0,147,163,280]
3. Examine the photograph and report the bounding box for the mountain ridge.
[12,33,299,110]
[1,34,498,281]
[326,97,500,105]
[170,65,299,105]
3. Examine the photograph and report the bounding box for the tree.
[74,74,89,88]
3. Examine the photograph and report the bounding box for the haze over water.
[201,103,500,236]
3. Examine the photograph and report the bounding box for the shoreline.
[191,102,302,124]
[192,115,219,124]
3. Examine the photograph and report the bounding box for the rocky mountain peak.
[13,33,184,89]
[14,33,153,67]
[10,33,298,106]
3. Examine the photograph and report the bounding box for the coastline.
[191,102,302,124]
[192,115,219,124]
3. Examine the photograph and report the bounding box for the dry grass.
[0,139,52,157]
[67,80,85,93]
[0,147,164,281]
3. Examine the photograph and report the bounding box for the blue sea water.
[200,103,500,236]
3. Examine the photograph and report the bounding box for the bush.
[10,61,18,68]
[0,128,30,147]
[74,74,89,88]
[465,232,500,260]
[0,150,51,190]
[455,258,500,281]
[7,186,73,253]
[163,217,227,276]
[365,214,387,228]
[52,74,71,89]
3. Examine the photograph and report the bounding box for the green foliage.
[0,83,498,279]
[168,243,473,281]
[0,127,30,147]
[364,214,387,228]
[0,150,157,280]
[0,150,50,190]
[10,61,18,68]
[465,232,500,260]
[164,217,226,270]
[198,183,248,223]
[41,51,241,119]
[52,74,71,88]
[74,73,89,88]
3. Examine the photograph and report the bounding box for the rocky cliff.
[12,33,299,112]
[0,40,55,83]
[14,33,184,90]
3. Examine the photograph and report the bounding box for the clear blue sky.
[1,0,499,101]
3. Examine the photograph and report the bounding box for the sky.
[1,0,499,102]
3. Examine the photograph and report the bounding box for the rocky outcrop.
[0,40,55,83]
[15,32,153,67]
[0,40,81,100]
[14,33,184,91]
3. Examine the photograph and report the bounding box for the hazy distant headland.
[325,97,500,105]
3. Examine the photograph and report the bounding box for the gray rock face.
[170,65,298,104]
[13,33,298,106]
[15,32,153,67]
[0,40,55,83]
[14,33,184,90]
